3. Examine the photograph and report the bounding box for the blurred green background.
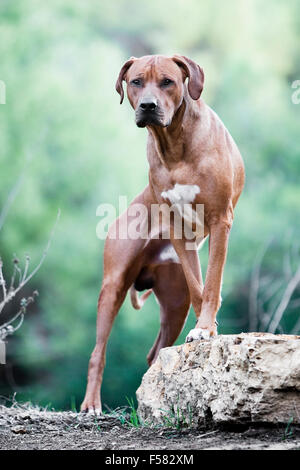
[0,0,300,411]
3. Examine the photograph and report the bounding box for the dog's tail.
[130,285,152,310]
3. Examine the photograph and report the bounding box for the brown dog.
[81,55,245,414]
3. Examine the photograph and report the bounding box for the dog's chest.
[150,162,205,238]
[161,183,200,206]
[150,160,205,203]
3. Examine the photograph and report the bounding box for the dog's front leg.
[186,215,232,342]
[169,230,204,319]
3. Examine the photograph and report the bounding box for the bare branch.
[267,265,300,334]
[0,258,7,302]
[288,298,300,310]
[0,209,60,315]
[248,239,272,331]
[283,248,293,281]
[248,236,300,335]
[0,164,57,343]
[21,255,30,284]
[0,292,38,340]
[291,316,300,335]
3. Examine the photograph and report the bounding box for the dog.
[81,54,245,414]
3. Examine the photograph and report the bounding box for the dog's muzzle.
[135,98,165,127]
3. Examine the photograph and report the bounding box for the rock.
[11,425,27,434]
[0,419,7,428]
[136,333,300,426]
[19,412,32,422]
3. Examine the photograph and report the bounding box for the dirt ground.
[0,403,299,451]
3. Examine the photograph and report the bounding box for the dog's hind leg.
[81,203,152,414]
[81,186,157,414]
[80,270,128,415]
[147,264,191,366]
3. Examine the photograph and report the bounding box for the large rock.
[136,333,300,426]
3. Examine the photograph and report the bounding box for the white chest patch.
[161,184,203,240]
[161,184,200,205]
[159,244,180,264]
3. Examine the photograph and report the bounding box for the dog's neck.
[147,90,201,168]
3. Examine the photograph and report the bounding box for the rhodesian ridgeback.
[81,54,245,414]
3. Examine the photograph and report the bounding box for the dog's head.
[116,55,204,128]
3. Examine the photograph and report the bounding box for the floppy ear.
[172,55,204,100]
[115,57,136,104]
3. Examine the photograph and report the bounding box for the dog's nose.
[139,98,157,112]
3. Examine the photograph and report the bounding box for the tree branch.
[267,265,300,334]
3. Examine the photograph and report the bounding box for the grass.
[104,396,147,428]
[283,417,294,440]
[7,394,194,431]
[126,396,142,427]
[70,396,77,413]
[159,396,194,430]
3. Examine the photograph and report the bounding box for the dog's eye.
[161,78,173,87]
[131,79,142,86]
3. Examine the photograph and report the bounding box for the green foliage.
[0,0,299,410]
[126,397,142,428]
[283,417,294,440]
[160,397,194,430]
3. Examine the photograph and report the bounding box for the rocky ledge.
[137,333,300,426]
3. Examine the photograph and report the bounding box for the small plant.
[70,396,77,413]
[117,410,127,426]
[126,396,143,428]
[105,405,130,426]
[93,416,101,432]
[0,177,60,346]
[105,398,145,428]
[160,396,193,430]
[283,417,294,440]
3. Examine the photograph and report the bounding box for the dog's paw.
[88,407,102,417]
[80,401,102,416]
[185,327,211,343]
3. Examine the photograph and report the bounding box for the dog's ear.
[115,57,136,104]
[172,55,204,101]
